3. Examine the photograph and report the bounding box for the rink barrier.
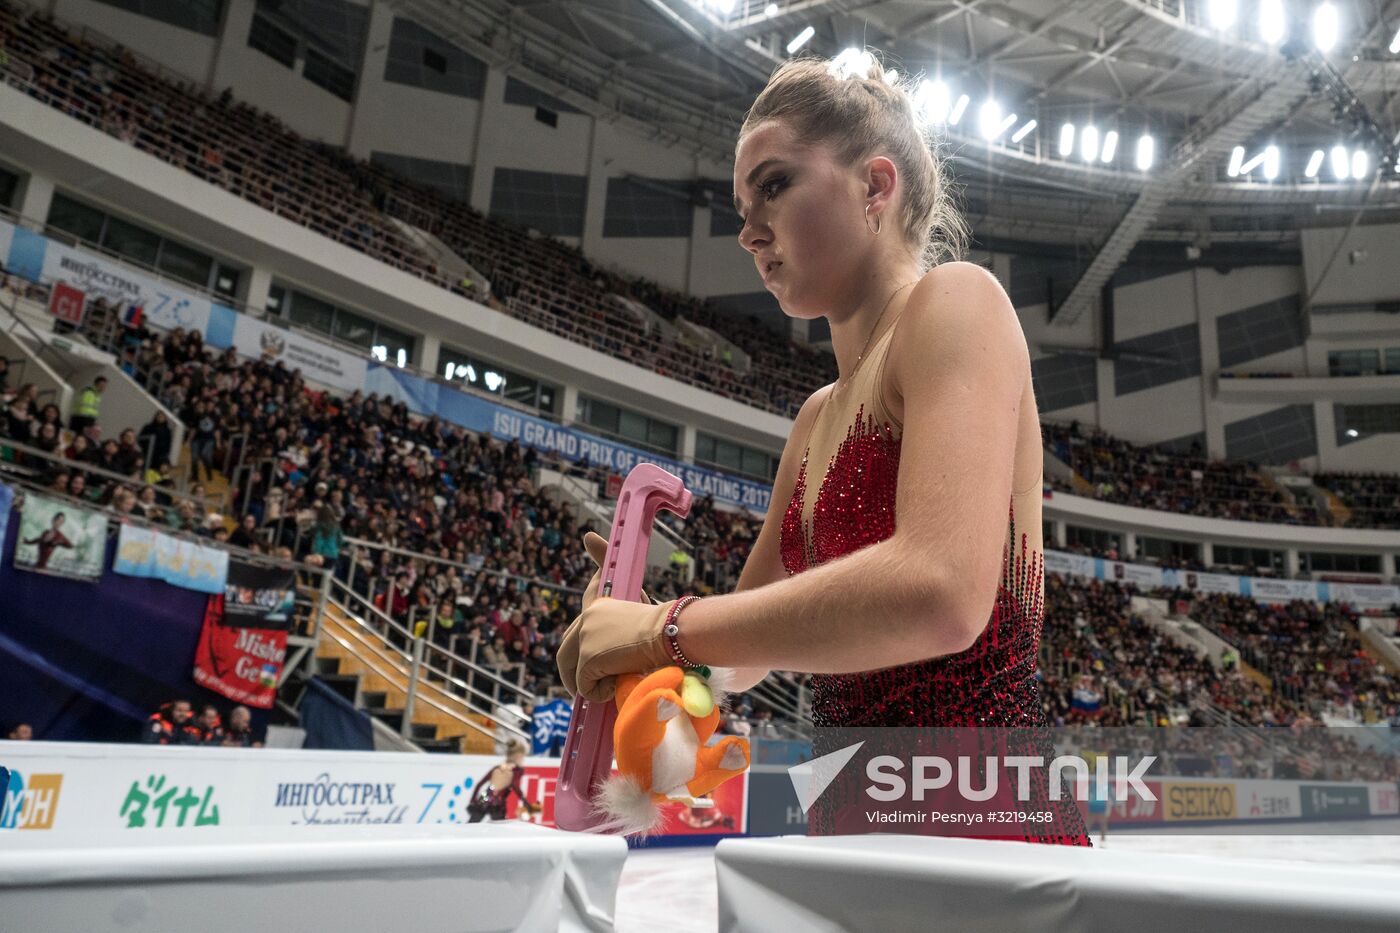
[0,740,748,843]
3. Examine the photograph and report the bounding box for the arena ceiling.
[394,0,1400,321]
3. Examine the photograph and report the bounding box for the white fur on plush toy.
[581,667,739,838]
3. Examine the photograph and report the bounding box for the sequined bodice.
[777,324,1049,731]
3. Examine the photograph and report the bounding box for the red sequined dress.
[778,322,1089,845]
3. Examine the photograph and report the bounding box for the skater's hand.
[556,596,683,702]
[580,531,655,612]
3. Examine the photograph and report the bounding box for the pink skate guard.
[554,462,693,833]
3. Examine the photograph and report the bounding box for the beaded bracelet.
[662,595,703,669]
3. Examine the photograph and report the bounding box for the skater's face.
[734,121,874,319]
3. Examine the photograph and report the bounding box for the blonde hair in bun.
[738,48,968,271]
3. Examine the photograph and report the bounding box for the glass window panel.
[46,193,106,244]
[156,238,213,287]
[332,309,375,350]
[102,216,161,267]
[288,292,335,335]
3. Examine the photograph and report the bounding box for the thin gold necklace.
[834,279,917,394]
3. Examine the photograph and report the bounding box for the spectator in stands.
[188,400,218,481]
[141,700,200,744]
[6,723,33,740]
[222,706,258,747]
[68,375,106,435]
[196,705,224,744]
[137,411,172,470]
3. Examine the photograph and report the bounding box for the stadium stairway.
[307,595,523,755]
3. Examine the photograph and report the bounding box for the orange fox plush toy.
[590,664,750,837]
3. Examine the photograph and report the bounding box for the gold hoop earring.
[865,204,881,236]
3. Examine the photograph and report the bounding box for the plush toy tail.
[580,773,666,838]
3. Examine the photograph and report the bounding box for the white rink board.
[0,740,560,835]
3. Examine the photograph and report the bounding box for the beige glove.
[581,531,655,609]
[556,595,684,702]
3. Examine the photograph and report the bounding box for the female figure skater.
[467,740,541,823]
[558,51,1088,845]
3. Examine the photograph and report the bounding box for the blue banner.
[0,483,13,557]
[530,698,572,756]
[367,364,774,513]
[113,524,229,595]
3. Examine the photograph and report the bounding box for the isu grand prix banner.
[192,560,296,709]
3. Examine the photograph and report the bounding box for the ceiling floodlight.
[1208,0,1236,30]
[786,26,814,54]
[1136,134,1155,170]
[1351,149,1368,178]
[1304,149,1325,177]
[1059,123,1075,156]
[830,47,875,79]
[710,0,737,14]
[1080,125,1099,161]
[1100,130,1119,163]
[948,93,970,125]
[1263,145,1280,180]
[1391,25,1400,54]
[1239,149,1267,174]
[1330,144,1350,179]
[915,79,953,123]
[1259,0,1286,44]
[764,3,778,16]
[1010,119,1037,143]
[978,100,1002,139]
[1313,3,1338,52]
[1227,145,1245,176]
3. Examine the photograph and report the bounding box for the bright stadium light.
[1239,149,1267,174]
[978,99,1003,139]
[1227,145,1245,176]
[444,362,454,379]
[1208,0,1236,30]
[831,47,874,79]
[1059,123,1075,156]
[1010,119,1037,143]
[764,3,778,16]
[786,26,814,54]
[1136,134,1155,171]
[1330,144,1350,179]
[371,344,387,362]
[1260,0,1286,44]
[1101,130,1119,163]
[1391,25,1400,54]
[396,348,407,368]
[1081,124,1099,161]
[948,93,970,126]
[709,0,737,15]
[1314,3,1338,52]
[1351,148,1369,178]
[1346,428,1359,437]
[484,370,503,392]
[1263,145,1280,180]
[1304,149,1325,177]
[915,79,953,123]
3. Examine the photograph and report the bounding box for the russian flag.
[122,304,144,327]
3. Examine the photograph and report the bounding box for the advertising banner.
[0,482,12,553]
[1161,781,1237,821]
[48,281,85,325]
[12,492,107,581]
[229,313,367,394]
[1299,783,1370,819]
[0,742,747,841]
[0,216,220,334]
[1247,577,1320,603]
[1235,780,1302,820]
[1329,582,1400,614]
